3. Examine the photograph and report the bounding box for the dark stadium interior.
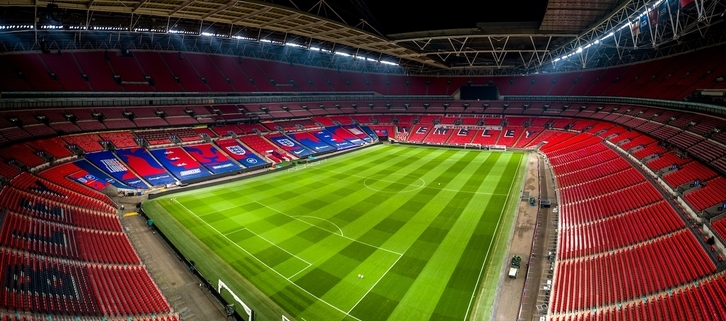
[1,0,726,320]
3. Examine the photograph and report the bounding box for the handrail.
[503,95,726,117]
[0,92,452,109]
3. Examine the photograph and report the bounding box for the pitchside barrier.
[135,208,247,321]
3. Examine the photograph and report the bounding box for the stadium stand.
[2,38,726,321]
[99,131,137,149]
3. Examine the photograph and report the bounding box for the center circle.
[363,174,426,193]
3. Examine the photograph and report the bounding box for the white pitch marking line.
[287,262,313,280]
[347,252,403,314]
[222,227,248,236]
[242,227,312,266]
[295,215,344,237]
[362,175,426,194]
[463,155,522,320]
[170,198,363,321]
[313,167,508,196]
[223,227,313,279]
[257,202,403,256]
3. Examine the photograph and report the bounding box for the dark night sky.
[273,0,550,35]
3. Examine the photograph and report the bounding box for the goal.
[464,143,482,149]
[218,279,254,321]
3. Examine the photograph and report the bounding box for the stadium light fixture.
[285,42,304,48]
[551,0,666,67]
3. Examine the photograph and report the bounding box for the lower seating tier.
[0,248,170,317]
[550,230,716,313]
[550,272,726,321]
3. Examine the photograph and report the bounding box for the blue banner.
[150,147,212,180]
[215,139,269,168]
[184,144,242,174]
[268,135,314,157]
[289,132,337,153]
[115,148,177,186]
[84,152,147,189]
[71,159,132,189]
[346,125,373,143]
[312,130,355,150]
[361,126,379,140]
[327,126,365,145]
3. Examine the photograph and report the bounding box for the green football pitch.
[143,144,526,321]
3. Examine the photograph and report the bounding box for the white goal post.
[464,143,482,149]
[218,279,254,321]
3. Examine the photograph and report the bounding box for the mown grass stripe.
[349,153,503,320]
[143,146,526,321]
[432,152,522,320]
[274,148,459,306]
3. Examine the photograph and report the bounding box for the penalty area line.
[346,252,403,314]
[294,215,345,237]
[170,199,362,321]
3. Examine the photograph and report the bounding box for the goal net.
[464,143,482,149]
[218,279,254,321]
[489,145,507,151]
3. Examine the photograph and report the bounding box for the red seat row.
[558,201,684,259]
[619,134,657,151]
[0,211,139,264]
[550,272,726,321]
[713,217,726,244]
[645,152,691,171]
[662,161,718,188]
[550,230,715,313]
[684,177,726,211]
[632,143,667,160]
[0,187,122,232]
[559,181,663,227]
[555,158,632,190]
[62,133,104,153]
[87,265,171,316]
[10,172,116,213]
[38,163,116,207]
[559,168,645,201]
[0,248,101,315]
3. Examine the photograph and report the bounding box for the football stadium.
[0,0,726,320]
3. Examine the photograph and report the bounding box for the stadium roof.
[0,0,725,74]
